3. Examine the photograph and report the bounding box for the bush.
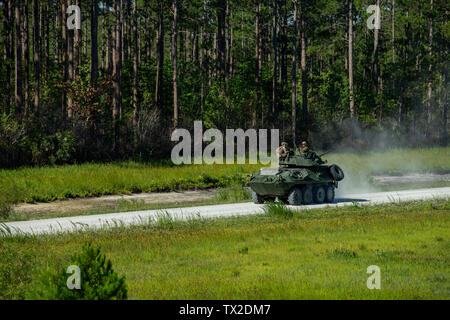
[32,243,127,300]
[0,113,26,167]
[0,180,21,219]
[30,131,76,166]
[0,195,12,219]
[0,244,34,299]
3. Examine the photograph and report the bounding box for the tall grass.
[0,163,260,203]
[263,202,294,218]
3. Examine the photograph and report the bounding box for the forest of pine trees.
[0,0,448,167]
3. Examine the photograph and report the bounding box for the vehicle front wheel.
[252,191,264,204]
[287,187,302,205]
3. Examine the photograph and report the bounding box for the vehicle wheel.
[325,185,335,203]
[330,165,345,181]
[252,191,263,204]
[287,187,302,205]
[313,185,326,204]
[302,186,313,205]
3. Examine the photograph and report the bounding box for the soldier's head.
[301,141,309,151]
[281,142,288,147]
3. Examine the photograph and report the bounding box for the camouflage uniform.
[298,142,324,164]
[276,142,289,159]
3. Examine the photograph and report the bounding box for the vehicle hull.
[248,164,343,204]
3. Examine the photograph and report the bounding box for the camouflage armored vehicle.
[248,149,344,205]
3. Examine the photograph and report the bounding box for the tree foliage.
[31,243,128,300]
[0,0,448,167]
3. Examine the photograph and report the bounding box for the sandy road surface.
[2,187,449,236]
[14,189,219,215]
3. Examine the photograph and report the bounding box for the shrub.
[0,196,12,219]
[30,131,76,166]
[0,113,26,167]
[32,243,127,300]
[0,244,34,299]
[0,180,21,219]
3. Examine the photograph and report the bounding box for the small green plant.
[329,248,359,259]
[375,249,386,259]
[263,202,294,218]
[32,243,127,300]
[238,247,249,254]
[154,211,176,230]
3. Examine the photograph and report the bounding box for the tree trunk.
[14,3,23,115]
[3,1,12,107]
[61,1,68,118]
[217,0,226,76]
[67,0,74,119]
[172,0,179,129]
[200,0,207,122]
[281,0,287,87]
[22,1,30,114]
[155,2,164,111]
[373,0,381,120]
[106,0,112,75]
[253,1,261,128]
[113,0,123,155]
[225,0,232,76]
[122,0,128,63]
[272,0,278,128]
[101,2,105,71]
[292,0,298,142]
[133,0,139,126]
[91,0,99,89]
[392,0,395,63]
[33,0,40,115]
[45,3,49,79]
[300,0,308,134]
[54,2,59,64]
[74,0,81,75]
[145,10,152,60]
[426,0,433,139]
[348,0,355,119]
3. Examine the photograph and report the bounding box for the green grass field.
[2,199,449,300]
[1,147,449,204]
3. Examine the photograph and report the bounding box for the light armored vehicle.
[248,149,344,205]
